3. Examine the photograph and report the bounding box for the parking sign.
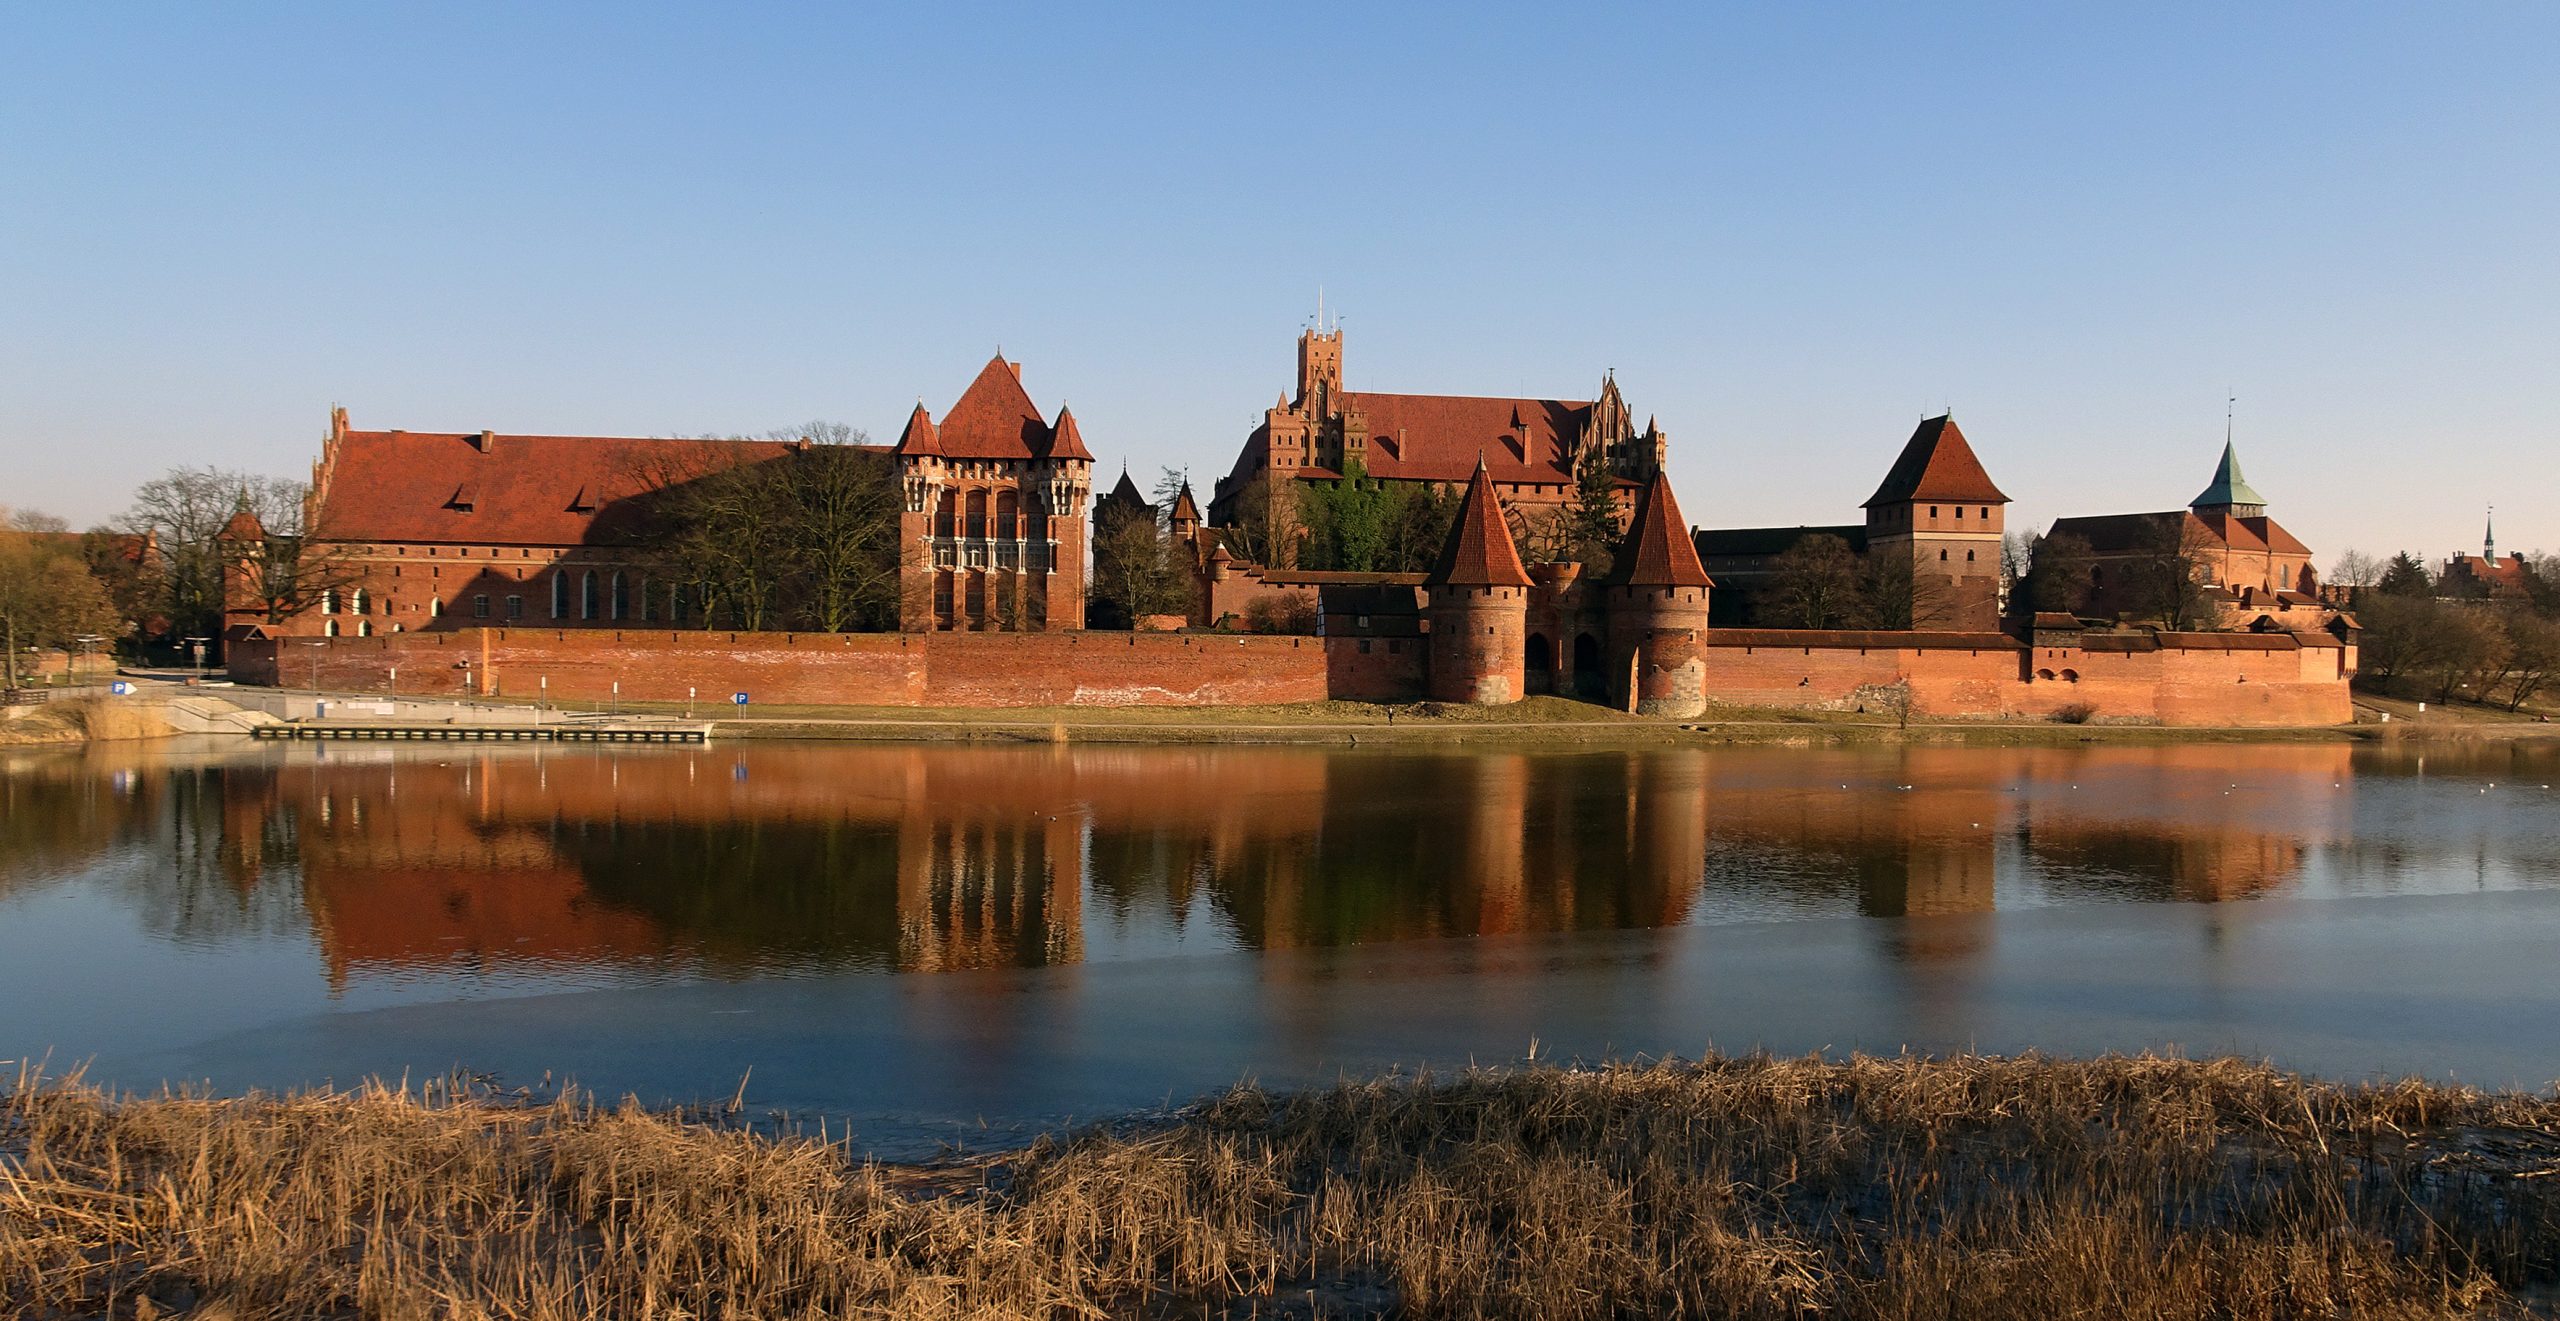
[110,681,135,696]
[732,692,750,706]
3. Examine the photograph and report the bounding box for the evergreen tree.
[2376,552,2434,598]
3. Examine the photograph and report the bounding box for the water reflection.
[4,740,2559,997]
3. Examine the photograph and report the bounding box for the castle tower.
[1603,469,1715,717]
[1861,414,2009,630]
[1168,480,1201,542]
[894,356,1091,632]
[1424,459,1533,704]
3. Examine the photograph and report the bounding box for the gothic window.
[350,589,367,615]
[321,590,339,616]
[552,572,569,619]
[610,572,629,620]
[965,489,988,540]
[996,489,1019,540]
[324,620,338,637]
[356,620,371,637]
[581,570,599,620]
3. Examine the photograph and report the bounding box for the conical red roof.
[1427,459,1533,589]
[1862,415,2008,508]
[1170,482,1201,524]
[893,402,940,456]
[1046,404,1094,461]
[1608,469,1712,588]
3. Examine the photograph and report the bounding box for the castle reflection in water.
[11,738,2532,992]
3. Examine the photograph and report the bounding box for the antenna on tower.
[2226,392,2236,446]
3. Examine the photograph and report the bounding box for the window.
[505,595,523,619]
[472,594,491,619]
[581,570,599,620]
[551,572,568,619]
[1939,549,1950,561]
[610,571,629,621]
[321,590,339,615]
[324,619,339,637]
[1929,505,1939,518]
[1979,507,1990,519]
[356,621,371,637]
[1966,550,1976,562]
[1955,506,1964,520]
[430,598,443,618]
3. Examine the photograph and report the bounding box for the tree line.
[2328,548,2559,710]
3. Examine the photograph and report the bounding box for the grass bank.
[7,1053,2557,1318]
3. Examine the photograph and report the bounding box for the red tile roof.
[1862,415,2010,508]
[1609,470,1713,588]
[1344,392,1594,485]
[893,403,940,456]
[2047,510,2311,558]
[933,355,1055,460]
[1047,404,1094,462]
[1426,461,1534,589]
[315,430,799,545]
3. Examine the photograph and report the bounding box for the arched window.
[356,620,371,637]
[581,570,599,620]
[321,590,339,616]
[552,572,569,619]
[323,619,339,637]
[669,583,688,624]
[965,489,988,540]
[1939,549,1950,561]
[430,598,443,618]
[610,571,629,621]
[1966,549,1976,562]
[350,589,368,615]
[995,489,1019,541]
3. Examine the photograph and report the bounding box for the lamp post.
[182,635,210,683]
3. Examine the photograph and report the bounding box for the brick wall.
[232,627,1415,709]
[232,625,2345,724]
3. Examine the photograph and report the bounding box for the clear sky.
[3,3,2552,564]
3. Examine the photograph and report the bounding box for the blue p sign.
[731,692,750,706]
[110,681,135,696]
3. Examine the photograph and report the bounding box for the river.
[4,737,2557,1156]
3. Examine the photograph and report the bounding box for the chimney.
[473,430,496,453]
[1007,361,1022,379]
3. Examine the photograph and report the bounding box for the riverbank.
[6,1054,2554,1319]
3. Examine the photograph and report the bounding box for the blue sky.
[3,3,2551,562]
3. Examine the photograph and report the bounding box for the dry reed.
[5,1052,2556,1318]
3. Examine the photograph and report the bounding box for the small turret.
[1604,470,1714,717]
[1424,459,1532,705]
[2191,441,2267,519]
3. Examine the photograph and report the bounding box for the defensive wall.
[228,627,1423,709]
[230,624,2351,726]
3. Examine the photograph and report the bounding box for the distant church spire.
[2486,506,2497,562]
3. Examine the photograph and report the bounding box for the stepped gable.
[893,402,941,456]
[1426,459,1534,589]
[933,354,1053,460]
[1608,469,1713,588]
[1045,404,1094,462]
[1862,414,2009,508]
[2191,441,2267,509]
[313,426,798,545]
[1347,392,1596,485]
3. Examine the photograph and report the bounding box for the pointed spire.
[893,401,940,456]
[2486,506,2497,562]
[1427,459,1533,589]
[2190,440,2267,511]
[1046,403,1094,462]
[1608,469,1713,588]
[1170,481,1201,526]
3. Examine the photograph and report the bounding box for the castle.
[1207,324,1666,551]
[222,326,2360,727]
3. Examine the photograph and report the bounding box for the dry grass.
[7,1053,2558,1319]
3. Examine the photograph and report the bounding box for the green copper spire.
[2190,441,2267,511]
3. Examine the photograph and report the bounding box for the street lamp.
[182,635,210,682]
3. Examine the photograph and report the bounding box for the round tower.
[1425,460,1533,705]
[1604,470,1716,718]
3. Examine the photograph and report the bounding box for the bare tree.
[1862,553,1955,630]
[1090,516,1191,626]
[1761,535,1869,629]
[2124,515,2221,631]
[2493,610,2559,711]
[2329,549,2382,591]
[2018,531,2094,615]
